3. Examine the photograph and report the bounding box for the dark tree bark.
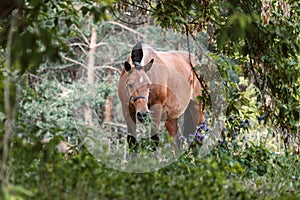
[0,0,23,19]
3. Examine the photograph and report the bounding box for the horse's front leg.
[165,118,179,147]
[149,104,163,148]
[123,104,138,151]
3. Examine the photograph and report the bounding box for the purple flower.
[200,135,205,141]
[193,132,205,143]
[258,114,267,122]
[233,131,238,140]
[197,121,207,131]
[241,121,246,128]
[218,139,225,144]
[245,142,248,149]
[234,131,238,137]
[189,134,195,140]
[179,135,186,141]
[245,119,253,128]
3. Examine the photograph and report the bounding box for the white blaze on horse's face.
[124,59,154,123]
[139,76,144,84]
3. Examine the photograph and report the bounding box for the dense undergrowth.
[2,136,300,200]
[1,68,298,200]
[1,1,299,199]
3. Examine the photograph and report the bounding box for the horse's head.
[124,59,154,123]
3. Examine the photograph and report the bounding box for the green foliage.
[1,1,300,199]
[18,76,76,140]
[211,141,300,199]
[17,72,114,142]
[151,0,300,138]
[214,0,300,136]
[0,0,114,116]
[152,0,215,32]
[0,0,113,73]
[2,135,300,199]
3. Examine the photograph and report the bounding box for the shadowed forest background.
[0,0,299,199]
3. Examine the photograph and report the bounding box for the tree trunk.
[104,70,113,122]
[84,25,97,126]
[1,15,16,188]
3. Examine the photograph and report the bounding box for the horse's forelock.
[131,42,143,68]
[131,41,156,70]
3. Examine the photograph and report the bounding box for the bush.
[2,134,300,200]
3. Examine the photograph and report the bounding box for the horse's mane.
[131,41,144,68]
[132,41,165,68]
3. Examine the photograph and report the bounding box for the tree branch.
[107,21,145,38]
[73,26,90,45]
[63,56,87,69]
[70,43,89,56]
[69,42,89,48]
[185,25,209,96]
[93,42,109,49]
[94,65,120,72]
[118,0,153,12]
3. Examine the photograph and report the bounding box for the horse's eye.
[127,83,133,89]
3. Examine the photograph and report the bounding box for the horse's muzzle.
[136,111,149,123]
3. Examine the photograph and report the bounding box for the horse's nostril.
[143,111,148,118]
[137,111,149,121]
[137,112,142,118]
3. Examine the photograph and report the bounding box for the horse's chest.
[148,86,190,120]
[147,69,192,119]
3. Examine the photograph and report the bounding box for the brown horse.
[118,41,204,150]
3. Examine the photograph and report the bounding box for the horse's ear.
[124,61,131,72]
[144,59,154,72]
